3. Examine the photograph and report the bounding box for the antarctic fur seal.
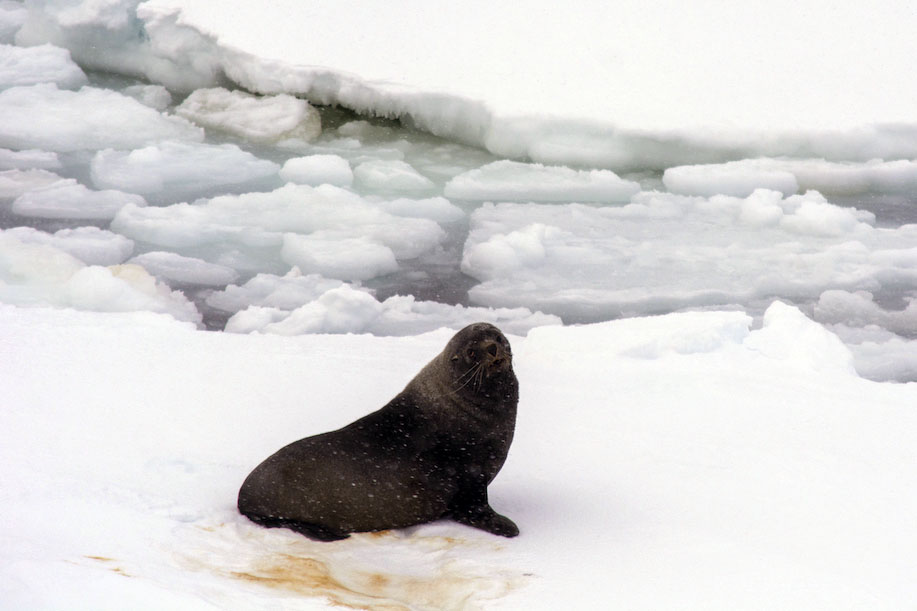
[237,322,519,541]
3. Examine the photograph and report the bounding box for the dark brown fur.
[237,323,519,541]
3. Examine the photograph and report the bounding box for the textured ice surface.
[0,1,27,44]
[0,148,61,171]
[279,154,353,187]
[353,159,435,193]
[111,184,446,279]
[445,160,641,203]
[90,140,280,203]
[3,226,134,266]
[666,158,917,196]
[0,43,87,90]
[0,169,66,202]
[462,190,917,321]
[12,179,147,220]
[0,231,200,323]
[224,282,560,336]
[0,85,203,152]
[175,87,321,143]
[128,251,239,286]
[122,84,172,110]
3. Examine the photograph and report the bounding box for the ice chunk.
[90,141,279,203]
[664,161,799,197]
[461,191,915,321]
[0,169,67,202]
[175,87,321,143]
[123,84,172,111]
[224,283,560,336]
[353,159,435,193]
[0,1,27,44]
[0,231,200,324]
[377,196,464,224]
[12,179,147,220]
[4,226,134,266]
[743,301,856,375]
[665,158,917,197]
[0,148,61,170]
[111,184,446,279]
[205,268,351,312]
[128,251,239,286]
[0,43,87,90]
[279,154,353,187]
[0,85,203,152]
[281,234,398,281]
[444,160,641,203]
[814,290,917,337]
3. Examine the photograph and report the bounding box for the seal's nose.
[484,341,510,371]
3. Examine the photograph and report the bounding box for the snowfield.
[2,0,917,608]
[2,304,916,610]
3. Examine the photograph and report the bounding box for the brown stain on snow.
[83,555,132,578]
[223,532,524,610]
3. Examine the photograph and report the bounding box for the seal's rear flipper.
[450,506,519,538]
[243,513,350,542]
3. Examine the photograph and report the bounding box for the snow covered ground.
[2,0,917,608]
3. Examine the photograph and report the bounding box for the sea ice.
[122,84,172,111]
[12,179,147,220]
[0,43,87,90]
[90,140,280,203]
[0,231,200,323]
[0,169,66,202]
[0,84,203,152]
[175,87,321,143]
[205,268,352,313]
[444,160,641,203]
[224,283,561,336]
[0,1,27,44]
[665,158,917,196]
[0,147,61,171]
[110,184,446,278]
[128,251,239,286]
[461,190,916,321]
[3,226,134,266]
[353,159,435,193]
[279,154,353,187]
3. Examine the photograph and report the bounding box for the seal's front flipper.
[451,506,519,538]
[244,514,350,542]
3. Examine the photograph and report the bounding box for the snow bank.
[90,140,280,204]
[0,1,26,44]
[461,190,916,321]
[15,0,917,169]
[110,183,447,279]
[0,42,87,89]
[445,160,641,203]
[2,303,915,609]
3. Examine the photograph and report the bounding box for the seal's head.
[444,322,515,397]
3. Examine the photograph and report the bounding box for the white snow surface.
[279,154,353,188]
[12,178,147,220]
[16,0,917,168]
[1,303,916,609]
